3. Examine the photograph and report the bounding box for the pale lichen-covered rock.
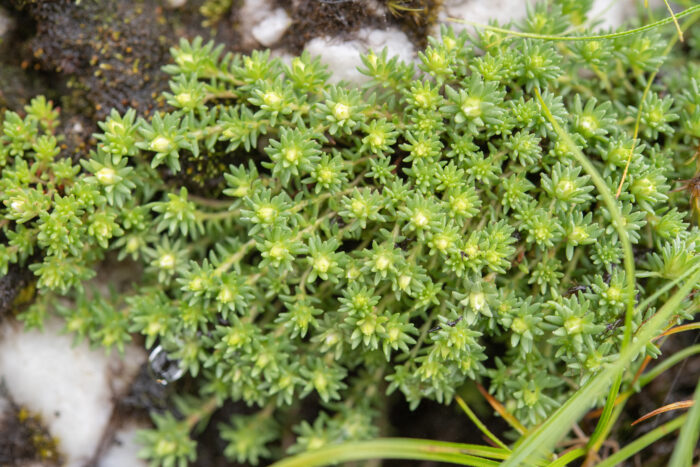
[305,27,416,84]
[252,7,292,47]
[0,318,145,467]
[98,423,149,467]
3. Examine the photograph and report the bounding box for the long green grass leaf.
[268,438,509,467]
[455,395,511,451]
[669,378,700,466]
[533,86,637,455]
[547,448,585,467]
[636,263,700,313]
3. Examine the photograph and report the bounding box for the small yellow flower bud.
[333,102,350,121]
[158,253,176,270]
[150,136,172,153]
[96,167,117,185]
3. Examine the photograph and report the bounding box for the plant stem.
[269,438,509,467]
[669,377,700,466]
[455,395,510,451]
[447,5,700,42]
[616,11,700,197]
[547,447,585,467]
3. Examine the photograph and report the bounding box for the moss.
[0,260,35,319]
[280,0,385,53]
[0,386,62,466]
[276,0,440,54]
[9,0,172,121]
[0,4,57,113]
[384,0,442,48]
[199,0,236,26]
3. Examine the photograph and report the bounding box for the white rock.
[0,7,13,39]
[438,0,643,37]
[98,423,149,467]
[239,0,275,47]
[304,27,416,85]
[364,28,416,64]
[585,0,635,30]
[240,0,276,26]
[252,7,292,47]
[304,37,362,84]
[439,0,529,35]
[0,318,145,467]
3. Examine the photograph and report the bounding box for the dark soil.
[0,258,36,319]
[0,0,244,152]
[0,383,62,466]
[281,0,388,53]
[13,0,170,119]
[277,0,440,53]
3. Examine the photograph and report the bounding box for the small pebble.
[252,8,292,47]
[305,27,416,85]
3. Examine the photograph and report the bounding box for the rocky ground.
[0,1,681,466]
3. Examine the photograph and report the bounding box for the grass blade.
[669,377,700,467]
[268,438,509,467]
[636,262,700,314]
[547,448,585,467]
[654,323,700,340]
[533,85,637,455]
[587,344,700,421]
[631,400,695,426]
[455,395,511,451]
